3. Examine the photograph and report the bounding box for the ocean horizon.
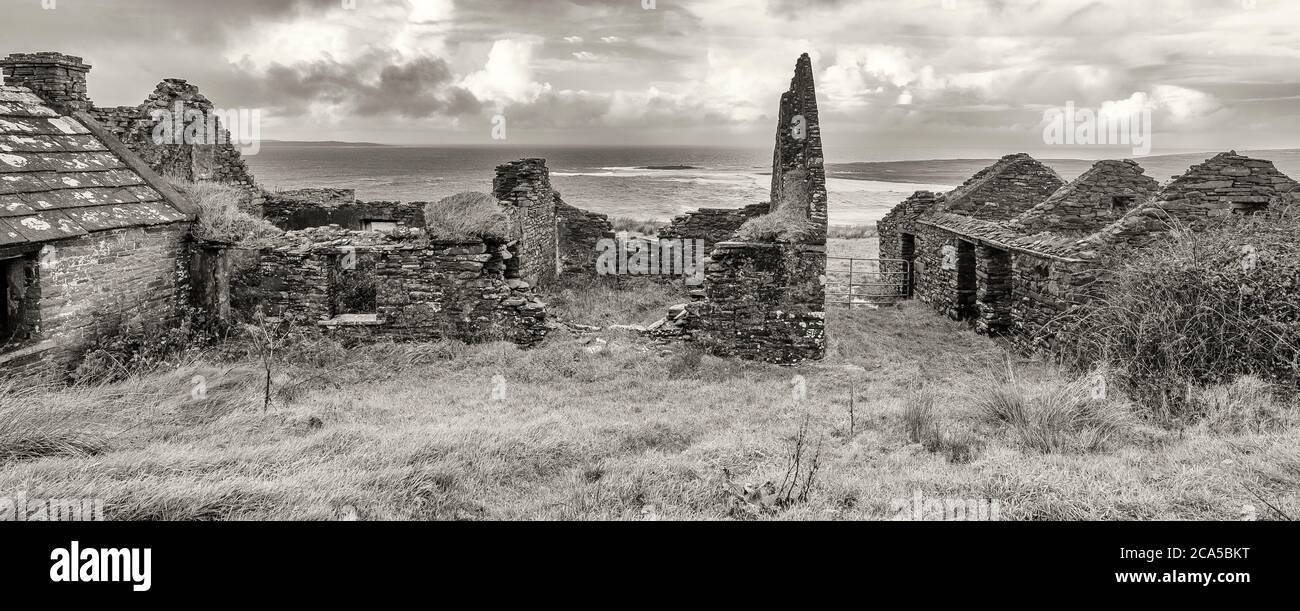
[242,144,1300,227]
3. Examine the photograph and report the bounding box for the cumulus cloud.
[0,0,1294,147]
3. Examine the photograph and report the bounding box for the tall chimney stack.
[0,52,92,113]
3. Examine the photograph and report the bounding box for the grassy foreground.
[1,241,1296,520]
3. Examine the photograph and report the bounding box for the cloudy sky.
[3,0,1298,156]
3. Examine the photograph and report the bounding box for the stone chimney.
[0,52,92,112]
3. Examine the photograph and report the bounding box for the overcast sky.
[3,0,1298,155]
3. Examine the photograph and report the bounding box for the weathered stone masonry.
[255,227,548,345]
[688,54,829,364]
[259,188,427,231]
[494,158,558,287]
[1,53,201,377]
[880,150,1299,354]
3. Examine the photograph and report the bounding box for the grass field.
[1,238,1296,521]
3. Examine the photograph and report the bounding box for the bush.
[423,192,512,241]
[1054,210,1300,420]
[168,178,281,247]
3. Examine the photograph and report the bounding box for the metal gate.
[826,256,911,307]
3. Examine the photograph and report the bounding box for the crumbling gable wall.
[254,227,547,345]
[88,79,256,190]
[938,153,1064,221]
[555,193,614,277]
[493,158,557,287]
[689,54,828,364]
[1009,159,1159,236]
[1082,152,1300,253]
[260,188,427,231]
[876,190,938,263]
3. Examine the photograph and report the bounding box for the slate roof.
[0,85,193,248]
[918,212,1092,261]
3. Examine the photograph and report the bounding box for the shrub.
[168,178,281,247]
[423,192,512,241]
[1054,210,1300,420]
[72,309,215,384]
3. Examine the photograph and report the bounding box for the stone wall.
[1009,159,1160,236]
[687,54,829,364]
[769,53,828,244]
[555,194,614,277]
[493,158,557,287]
[1083,152,1300,253]
[260,188,427,231]
[938,153,1064,221]
[912,223,967,320]
[252,227,547,345]
[0,224,191,377]
[690,241,825,364]
[88,79,257,190]
[657,202,770,251]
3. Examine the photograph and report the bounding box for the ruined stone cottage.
[0,53,200,376]
[664,54,829,364]
[878,150,1299,350]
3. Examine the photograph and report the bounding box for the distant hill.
[259,140,390,147]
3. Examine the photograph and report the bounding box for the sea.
[242,145,1300,227]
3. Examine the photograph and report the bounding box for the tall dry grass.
[1054,210,1300,421]
[423,192,512,241]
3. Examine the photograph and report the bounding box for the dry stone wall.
[938,153,1064,221]
[493,159,557,287]
[253,227,547,345]
[555,194,614,277]
[260,188,427,231]
[688,54,829,364]
[657,202,769,251]
[1009,159,1159,236]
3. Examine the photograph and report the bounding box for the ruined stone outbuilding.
[674,53,829,364]
[878,150,1299,351]
[0,55,201,376]
[253,226,549,345]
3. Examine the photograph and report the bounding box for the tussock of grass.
[168,178,281,247]
[423,192,512,241]
[975,374,1135,454]
[735,169,811,242]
